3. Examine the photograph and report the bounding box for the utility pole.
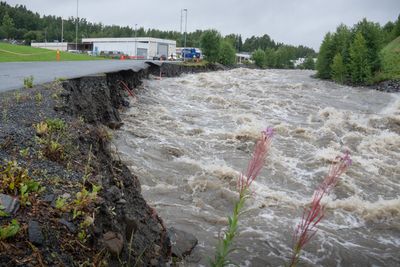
[61,18,64,43]
[134,24,137,58]
[75,0,79,51]
[184,9,188,49]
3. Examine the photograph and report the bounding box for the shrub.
[219,41,236,66]
[23,75,34,88]
[251,49,266,68]
[200,29,222,63]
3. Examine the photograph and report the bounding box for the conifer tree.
[349,32,371,84]
[331,53,346,83]
[316,33,335,79]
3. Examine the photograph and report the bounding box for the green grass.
[376,36,400,82]
[0,42,105,62]
[177,60,209,67]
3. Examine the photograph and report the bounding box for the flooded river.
[115,68,400,266]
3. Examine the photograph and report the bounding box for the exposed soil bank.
[0,62,221,266]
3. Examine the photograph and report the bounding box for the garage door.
[137,48,148,59]
[157,43,168,56]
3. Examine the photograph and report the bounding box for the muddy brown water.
[114,69,400,266]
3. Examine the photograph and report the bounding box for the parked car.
[153,55,167,61]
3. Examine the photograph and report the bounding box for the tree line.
[0,2,315,60]
[317,15,400,85]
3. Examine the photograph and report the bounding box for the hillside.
[0,42,104,62]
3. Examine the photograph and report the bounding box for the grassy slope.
[377,36,400,81]
[0,42,105,62]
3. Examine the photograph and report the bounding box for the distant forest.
[0,1,315,58]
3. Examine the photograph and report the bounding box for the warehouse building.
[81,37,176,59]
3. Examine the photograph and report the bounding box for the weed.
[34,92,43,103]
[43,140,64,161]
[19,147,30,158]
[0,160,43,206]
[211,127,274,266]
[14,92,21,103]
[55,184,101,219]
[51,92,59,99]
[289,152,352,267]
[0,205,8,217]
[0,219,20,240]
[24,75,34,89]
[34,121,48,136]
[34,118,67,162]
[2,109,8,123]
[46,118,66,132]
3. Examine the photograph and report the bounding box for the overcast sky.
[5,0,400,50]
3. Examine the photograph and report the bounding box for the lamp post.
[75,0,79,51]
[134,24,137,59]
[61,18,63,43]
[184,9,187,49]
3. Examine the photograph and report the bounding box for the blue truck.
[181,48,201,59]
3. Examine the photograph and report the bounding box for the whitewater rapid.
[114,68,400,266]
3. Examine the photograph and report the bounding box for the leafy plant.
[211,127,274,266]
[34,121,48,136]
[0,219,20,240]
[34,92,43,103]
[0,161,43,205]
[19,147,30,158]
[23,75,34,88]
[34,118,67,162]
[0,205,8,217]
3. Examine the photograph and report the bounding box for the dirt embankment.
[0,62,220,266]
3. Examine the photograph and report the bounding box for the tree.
[265,48,276,68]
[219,40,236,66]
[316,32,335,79]
[349,32,371,84]
[302,56,315,70]
[251,49,266,68]
[331,24,351,66]
[353,18,384,73]
[200,29,222,63]
[331,53,346,83]
[2,12,14,39]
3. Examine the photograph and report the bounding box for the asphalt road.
[0,60,155,92]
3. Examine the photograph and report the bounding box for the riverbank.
[0,62,222,266]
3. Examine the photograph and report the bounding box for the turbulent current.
[114,68,400,266]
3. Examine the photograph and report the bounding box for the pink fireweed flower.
[290,151,352,267]
[237,127,274,195]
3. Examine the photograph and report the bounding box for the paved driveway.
[0,60,152,92]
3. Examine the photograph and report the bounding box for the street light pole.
[75,0,79,51]
[184,9,187,49]
[61,18,63,43]
[134,24,137,59]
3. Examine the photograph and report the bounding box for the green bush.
[219,41,236,66]
[200,29,222,63]
[251,49,266,68]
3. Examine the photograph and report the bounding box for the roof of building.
[82,37,176,44]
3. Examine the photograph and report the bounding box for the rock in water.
[167,227,198,258]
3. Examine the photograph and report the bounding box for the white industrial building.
[82,37,176,59]
[31,42,68,51]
